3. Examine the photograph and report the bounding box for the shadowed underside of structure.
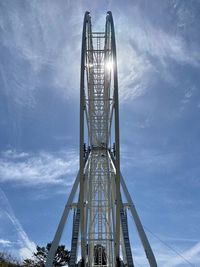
[45,12,158,267]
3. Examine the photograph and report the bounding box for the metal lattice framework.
[45,12,158,267]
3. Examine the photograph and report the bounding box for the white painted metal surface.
[85,150,115,267]
[45,12,157,267]
[84,27,116,266]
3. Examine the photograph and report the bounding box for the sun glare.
[87,63,93,68]
[105,60,113,71]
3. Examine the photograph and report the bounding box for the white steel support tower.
[45,12,158,267]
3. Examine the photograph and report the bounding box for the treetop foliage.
[0,243,70,267]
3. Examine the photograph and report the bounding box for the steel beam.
[106,11,121,263]
[46,11,157,267]
[80,11,90,263]
[45,172,80,267]
[120,174,158,267]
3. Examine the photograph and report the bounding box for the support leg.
[120,174,158,267]
[45,172,80,267]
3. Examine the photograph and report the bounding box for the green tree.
[23,243,70,267]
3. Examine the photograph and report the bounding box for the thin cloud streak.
[1,1,199,106]
[0,239,12,247]
[115,4,200,103]
[0,188,36,259]
[0,1,83,107]
[0,149,78,186]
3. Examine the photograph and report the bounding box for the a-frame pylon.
[45,11,158,267]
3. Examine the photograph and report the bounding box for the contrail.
[0,187,36,258]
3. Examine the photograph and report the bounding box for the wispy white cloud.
[0,1,84,107]
[129,24,200,67]
[0,149,78,186]
[1,150,29,159]
[0,239,12,247]
[0,188,36,259]
[1,1,198,107]
[178,85,197,114]
[115,5,200,103]
[118,41,155,103]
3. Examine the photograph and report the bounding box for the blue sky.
[0,0,200,266]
